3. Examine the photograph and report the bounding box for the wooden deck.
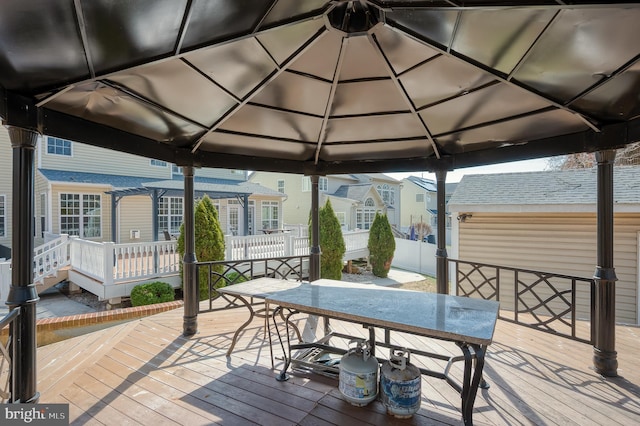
[37,300,640,425]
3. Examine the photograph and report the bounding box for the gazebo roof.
[2,1,639,175]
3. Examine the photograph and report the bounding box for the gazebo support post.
[309,175,321,282]
[182,166,198,336]
[6,126,39,403]
[593,150,618,376]
[435,169,449,294]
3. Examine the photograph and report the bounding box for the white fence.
[33,234,71,284]
[392,238,437,277]
[0,261,10,306]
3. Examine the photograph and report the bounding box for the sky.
[387,157,554,183]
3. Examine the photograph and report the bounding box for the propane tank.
[338,340,379,406]
[380,348,421,418]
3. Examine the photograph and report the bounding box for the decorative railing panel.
[69,238,107,283]
[450,258,595,344]
[196,255,310,313]
[0,309,19,403]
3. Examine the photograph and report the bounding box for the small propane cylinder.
[380,348,421,418]
[338,340,379,406]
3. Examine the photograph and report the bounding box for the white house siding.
[118,196,152,243]
[455,212,638,325]
[0,130,11,250]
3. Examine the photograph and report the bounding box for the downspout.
[593,150,618,376]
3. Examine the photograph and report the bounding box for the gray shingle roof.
[331,184,373,201]
[448,166,640,211]
[38,169,163,189]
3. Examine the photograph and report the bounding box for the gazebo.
[1,0,639,404]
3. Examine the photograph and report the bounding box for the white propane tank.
[380,348,421,418]
[338,340,379,406]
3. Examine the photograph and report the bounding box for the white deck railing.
[70,239,179,286]
[6,229,370,300]
[33,234,72,284]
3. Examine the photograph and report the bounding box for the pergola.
[2,0,639,404]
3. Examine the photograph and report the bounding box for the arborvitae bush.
[130,281,174,307]
[368,212,395,278]
[309,199,346,280]
[178,194,226,300]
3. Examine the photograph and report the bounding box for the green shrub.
[309,199,346,280]
[224,271,248,286]
[368,212,395,278]
[130,281,175,307]
[178,194,226,300]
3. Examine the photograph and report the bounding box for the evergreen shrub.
[130,281,174,307]
[368,212,395,278]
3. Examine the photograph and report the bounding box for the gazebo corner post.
[182,166,198,336]
[6,126,40,403]
[309,175,321,282]
[435,169,449,294]
[593,150,618,376]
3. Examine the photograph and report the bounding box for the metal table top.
[266,279,500,345]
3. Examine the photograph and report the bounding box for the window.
[336,211,346,226]
[416,193,424,202]
[40,193,47,238]
[248,200,255,234]
[60,193,101,238]
[277,179,285,193]
[159,196,183,235]
[377,184,395,206]
[261,201,279,230]
[356,197,378,230]
[302,176,328,192]
[150,159,167,167]
[47,137,72,156]
[0,195,5,237]
[172,164,183,176]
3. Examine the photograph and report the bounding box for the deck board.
[35,301,640,426]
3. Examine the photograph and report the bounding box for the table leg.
[457,342,486,426]
[225,295,254,357]
[274,307,299,382]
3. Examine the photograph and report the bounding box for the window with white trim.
[377,184,395,206]
[150,159,167,167]
[335,211,346,226]
[0,195,5,237]
[172,164,183,177]
[277,179,285,193]
[159,196,183,234]
[302,176,328,192]
[47,137,72,156]
[356,197,377,230]
[60,193,101,238]
[261,201,279,230]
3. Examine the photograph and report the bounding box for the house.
[0,128,285,249]
[248,172,401,231]
[399,175,457,239]
[448,167,640,325]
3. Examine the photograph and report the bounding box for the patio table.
[216,277,303,365]
[267,279,500,426]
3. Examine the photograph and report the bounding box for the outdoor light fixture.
[457,213,472,222]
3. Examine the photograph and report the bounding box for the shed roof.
[2,2,639,176]
[448,166,640,212]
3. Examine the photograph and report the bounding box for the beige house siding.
[455,212,638,324]
[117,196,153,242]
[39,136,246,181]
[0,130,11,250]
[250,171,400,229]
[400,181,432,230]
[49,183,113,242]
